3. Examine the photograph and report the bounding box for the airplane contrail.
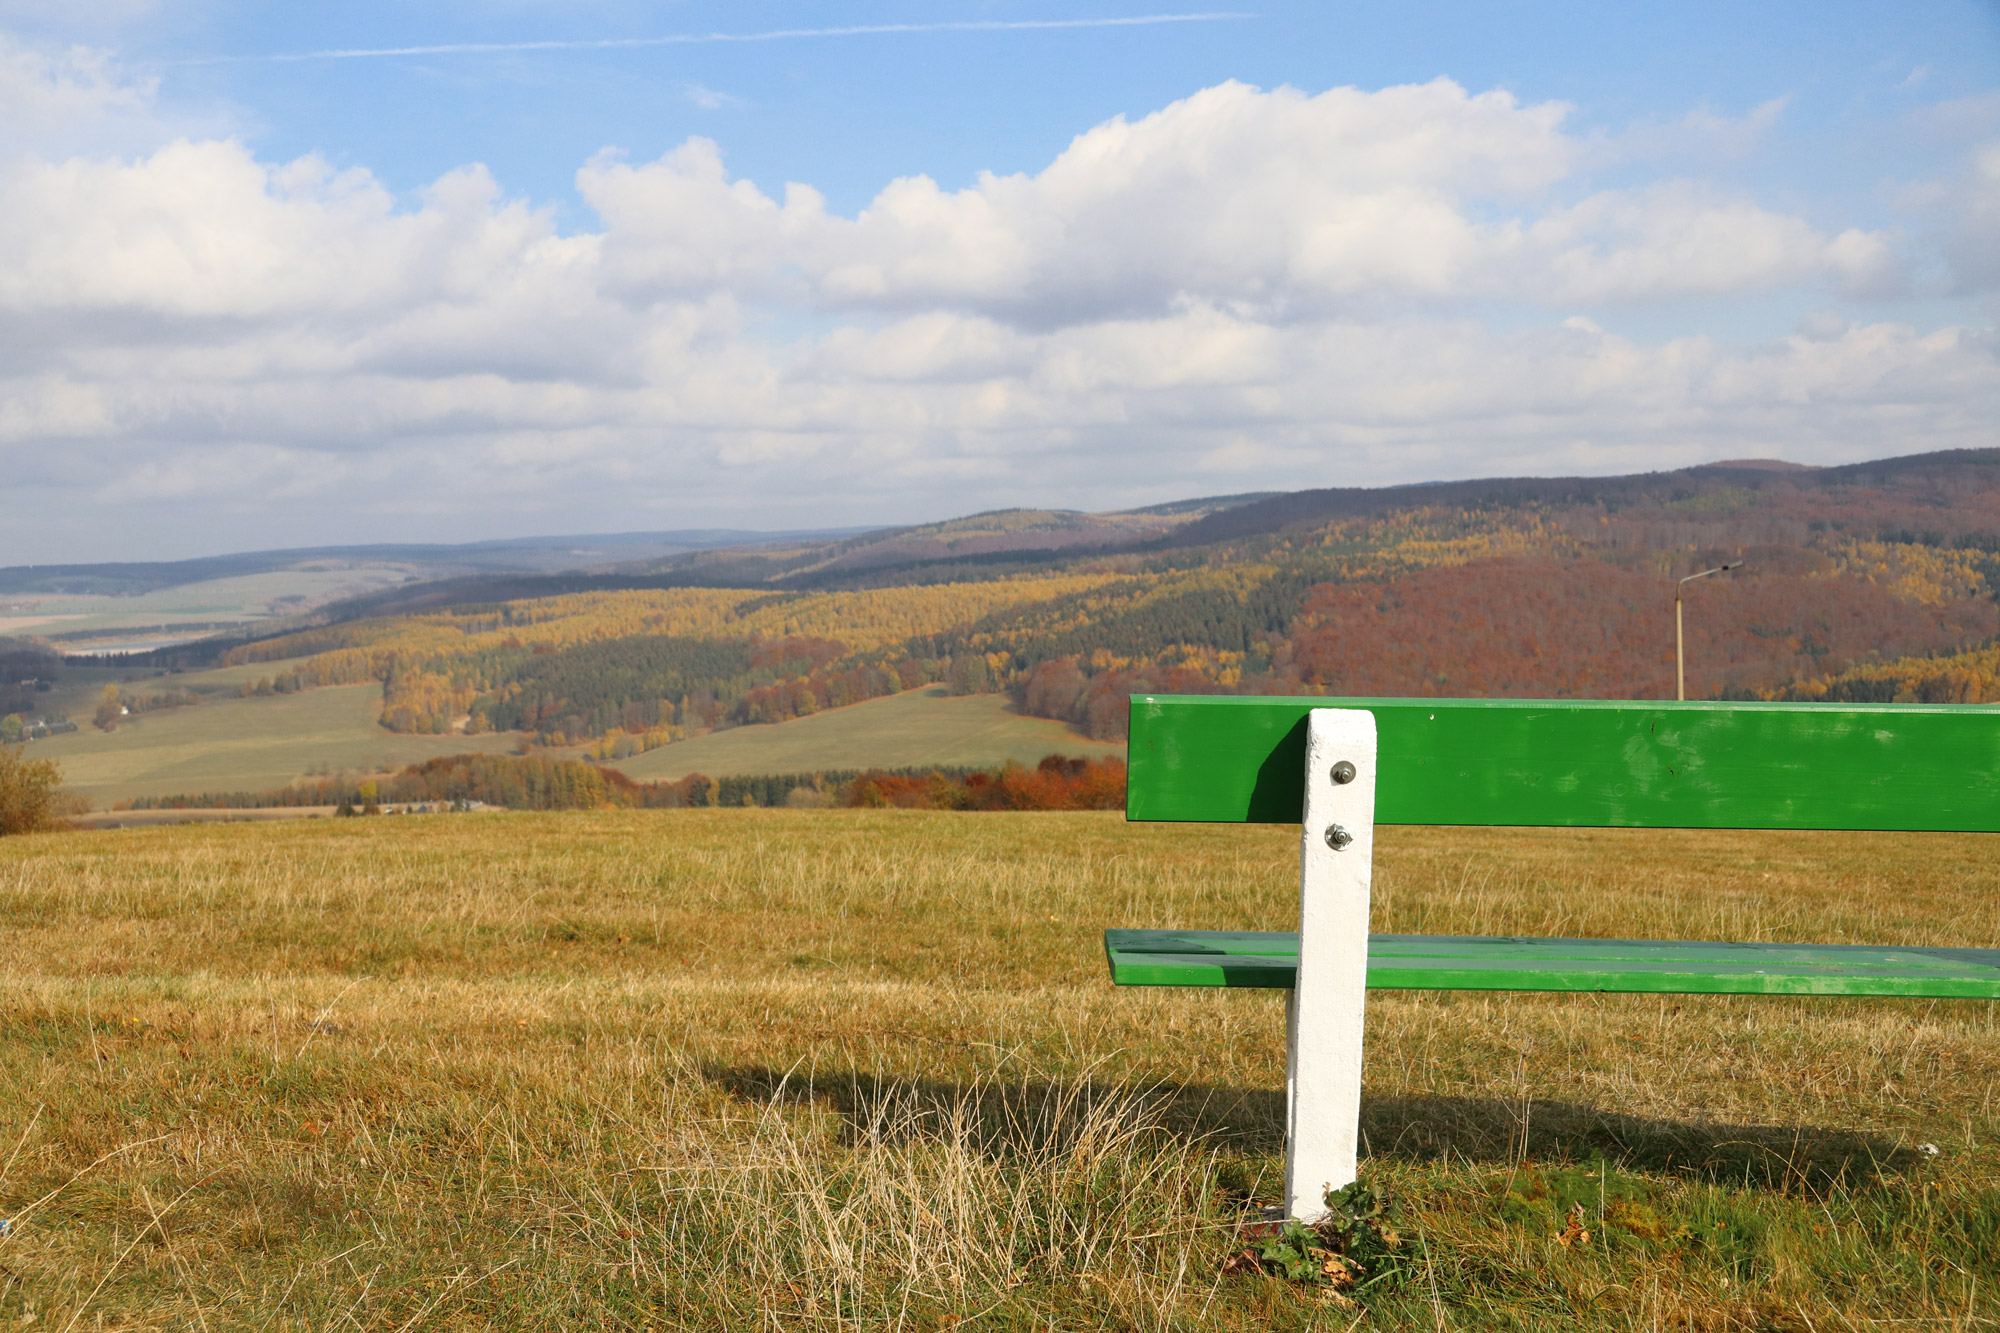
[251,14,1255,63]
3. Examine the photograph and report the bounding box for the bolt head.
[1325,823,1354,850]
[1330,760,1356,785]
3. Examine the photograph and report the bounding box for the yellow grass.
[0,812,1996,1329]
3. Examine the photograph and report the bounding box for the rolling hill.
[9,447,1998,806]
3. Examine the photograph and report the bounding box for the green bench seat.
[1105,695,2000,1219]
[1105,928,2000,998]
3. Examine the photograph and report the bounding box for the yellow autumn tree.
[0,746,71,834]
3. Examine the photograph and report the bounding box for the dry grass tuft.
[0,810,1995,1328]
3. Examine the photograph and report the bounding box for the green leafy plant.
[1220,1180,1410,1295]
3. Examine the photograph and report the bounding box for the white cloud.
[682,82,742,111]
[584,79,1899,319]
[1933,141,2000,294]
[0,0,156,26]
[0,29,236,160]
[1605,97,1790,166]
[1517,183,1902,302]
[0,42,1993,561]
[0,30,154,146]
[0,143,589,318]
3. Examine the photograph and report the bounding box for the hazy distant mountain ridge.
[0,527,876,598]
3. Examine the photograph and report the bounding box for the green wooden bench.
[1109,696,2000,1220]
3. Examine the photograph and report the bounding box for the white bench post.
[1283,707,1378,1220]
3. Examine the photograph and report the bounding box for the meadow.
[28,681,519,808]
[22,671,1116,810]
[0,810,1995,1330]
[608,686,1122,782]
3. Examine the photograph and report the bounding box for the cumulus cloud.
[584,80,1900,319]
[0,38,1993,561]
[0,145,589,318]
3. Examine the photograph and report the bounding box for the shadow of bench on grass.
[708,1064,1919,1192]
[1360,1094,1922,1193]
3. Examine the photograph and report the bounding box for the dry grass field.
[0,810,1996,1330]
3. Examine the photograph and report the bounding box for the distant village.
[1,674,74,743]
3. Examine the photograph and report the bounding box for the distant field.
[20,672,1116,806]
[0,812,1994,1328]
[610,684,1122,780]
[0,563,427,650]
[31,681,517,805]
[37,658,282,718]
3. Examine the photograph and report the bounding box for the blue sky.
[0,1,1996,560]
[56,3,1996,203]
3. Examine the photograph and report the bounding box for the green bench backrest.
[1126,696,2000,831]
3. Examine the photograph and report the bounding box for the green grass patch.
[30,681,518,806]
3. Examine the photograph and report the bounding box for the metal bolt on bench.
[1105,695,2000,1222]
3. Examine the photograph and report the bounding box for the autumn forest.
[194,450,2000,760]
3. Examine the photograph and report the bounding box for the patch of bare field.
[0,811,1995,1329]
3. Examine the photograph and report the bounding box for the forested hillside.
[171,449,2000,751]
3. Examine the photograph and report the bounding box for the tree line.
[117,752,1127,813]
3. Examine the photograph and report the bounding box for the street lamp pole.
[1676,561,1744,702]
